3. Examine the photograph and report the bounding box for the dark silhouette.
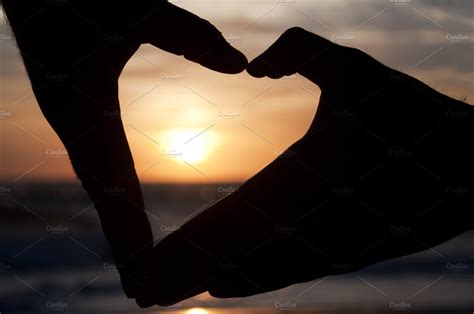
[2,0,246,300]
[3,0,473,308]
[132,28,474,307]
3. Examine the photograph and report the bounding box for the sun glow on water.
[185,308,208,314]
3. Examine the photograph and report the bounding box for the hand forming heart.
[4,1,473,309]
[3,0,246,299]
[133,28,474,306]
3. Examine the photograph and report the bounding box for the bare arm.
[3,2,153,296]
[3,0,246,299]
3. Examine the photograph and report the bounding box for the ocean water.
[0,182,472,313]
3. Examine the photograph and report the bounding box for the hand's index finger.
[133,2,248,74]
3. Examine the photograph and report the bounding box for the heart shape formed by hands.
[4,0,473,309]
[132,28,474,307]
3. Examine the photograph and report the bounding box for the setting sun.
[158,128,219,164]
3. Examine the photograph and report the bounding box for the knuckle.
[282,27,307,38]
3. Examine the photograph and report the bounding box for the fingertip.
[190,41,248,74]
[246,57,270,78]
[219,46,248,74]
[144,2,248,75]
[228,47,248,74]
[247,27,338,82]
[268,73,285,79]
[135,296,156,308]
[133,281,160,308]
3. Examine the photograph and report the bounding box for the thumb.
[247,27,381,91]
[134,229,216,307]
[247,28,337,81]
[133,2,247,74]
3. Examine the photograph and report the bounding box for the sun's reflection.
[185,308,208,314]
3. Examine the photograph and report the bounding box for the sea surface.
[0,182,472,313]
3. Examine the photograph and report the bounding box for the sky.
[0,0,473,183]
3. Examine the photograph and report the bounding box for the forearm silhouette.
[133,28,473,307]
[3,0,246,299]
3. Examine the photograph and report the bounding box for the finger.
[134,2,247,74]
[208,240,319,299]
[134,230,216,307]
[247,27,341,86]
[247,27,389,94]
[119,249,160,302]
[209,277,263,298]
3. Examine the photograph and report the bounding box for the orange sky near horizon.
[1,0,472,184]
[0,58,319,183]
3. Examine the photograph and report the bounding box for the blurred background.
[0,0,473,313]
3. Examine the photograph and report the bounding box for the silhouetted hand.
[3,0,246,301]
[135,27,473,307]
